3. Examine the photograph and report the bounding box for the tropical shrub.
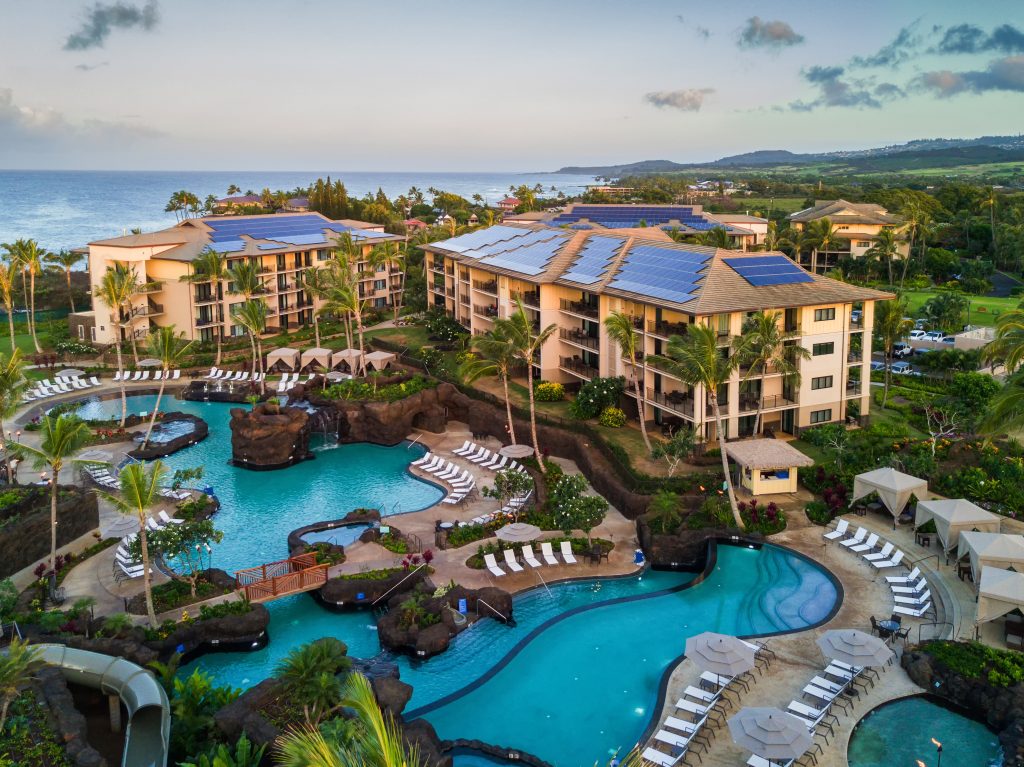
[322,375,437,403]
[922,640,1024,687]
[804,500,833,526]
[739,499,786,535]
[598,406,627,428]
[533,381,565,402]
[569,376,625,420]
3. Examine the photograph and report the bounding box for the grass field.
[735,197,807,214]
[903,290,1019,327]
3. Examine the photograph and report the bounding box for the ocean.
[0,170,597,252]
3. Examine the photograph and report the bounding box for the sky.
[2,0,1023,171]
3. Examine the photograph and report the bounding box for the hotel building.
[73,213,404,345]
[788,199,909,274]
[422,224,891,438]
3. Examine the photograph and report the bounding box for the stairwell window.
[812,342,834,356]
[811,376,834,390]
[814,308,836,322]
[810,408,832,424]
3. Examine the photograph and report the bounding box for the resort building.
[73,212,404,345]
[211,194,266,212]
[501,204,766,250]
[423,225,891,438]
[788,199,908,274]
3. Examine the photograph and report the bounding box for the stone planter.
[127,412,208,460]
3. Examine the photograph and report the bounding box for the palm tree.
[19,415,92,590]
[980,370,1024,436]
[227,259,262,300]
[300,268,331,348]
[810,218,842,274]
[0,350,27,479]
[499,300,556,472]
[983,308,1024,373]
[875,298,913,408]
[142,327,193,448]
[783,228,815,267]
[759,221,783,252]
[0,638,45,733]
[98,462,168,627]
[183,248,229,365]
[0,256,19,353]
[604,311,651,453]
[864,229,899,285]
[227,184,241,196]
[955,209,973,252]
[696,227,734,249]
[44,250,84,313]
[735,311,810,435]
[982,187,999,255]
[16,240,46,353]
[275,672,424,767]
[460,325,520,443]
[370,241,406,322]
[95,264,138,427]
[659,325,747,529]
[233,300,269,392]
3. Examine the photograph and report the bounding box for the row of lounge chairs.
[451,441,528,474]
[824,520,932,618]
[114,370,182,382]
[203,368,264,383]
[484,541,578,577]
[467,492,532,525]
[112,510,182,580]
[22,375,103,401]
[84,466,192,500]
[275,372,322,391]
[411,453,477,503]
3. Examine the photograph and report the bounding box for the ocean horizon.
[0,169,597,252]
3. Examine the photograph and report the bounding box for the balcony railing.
[511,290,540,308]
[472,279,498,295]
[737,393,795,412]
[707,400,730,417]
[445,286,455,297]
[459,295,470,307]
[846,380,862,395]
[559,356,599,380]
[472,304,498,318]
[133,281,163,295]
[850,318,864,329]
[559,328,599,350]
[445,265,455,275]
[647,388,695,417]
[194,291,217,304]
[847,350,863,363]
[559,299,598,319]
[195,317,216,328]
[647,320,688,337]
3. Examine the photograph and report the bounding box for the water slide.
[36,644,170,767]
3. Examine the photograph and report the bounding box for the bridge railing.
[235,553,328,602]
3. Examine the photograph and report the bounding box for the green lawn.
[735,197,807,214]
[902,290,1019,328]
[365,325,432,349]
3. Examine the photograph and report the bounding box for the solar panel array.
[560,236,625,285]
[203,214,389,250]
[434,226,525,254]
[549,206,719,230]
[465,229,571,276]
[607,245,712,304]
[724,256,815,286]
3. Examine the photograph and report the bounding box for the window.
[812,342,834,356]
[811,376,834,390]
[374,279,386,291]
[77,324,84,340]
[810,408,832,424]
[90,327,97,341]
[317,249,330,262]
[856,241,871,248]
[814,308,836,322]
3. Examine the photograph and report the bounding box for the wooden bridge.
[235,553,329,603]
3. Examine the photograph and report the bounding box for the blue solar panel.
[437,226,525,254]
[209,240,245,253]
[477,232,568,276]
[724,256,814,286]
[561,236,624,285]
[607,244,711,304]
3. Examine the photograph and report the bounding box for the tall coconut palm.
[227,259,263,300]
[142,327,194,447]
[659,325,747,529]
[498,300,556,472]
[810,218,842,274]
[460,325,520,443]
[875,298,913,408]
[982,187,999,255]
[300,267,331,348]
[97,462,167,627]
[370,241,407,322]
[234,300,269,392]
[95,264,138,427]
[227,184,241,196]
[604,310,651,453]
[0,256,19,353]
[326,282,366,375]
[0,350,26,480]
[44,250,84,313]
[980,370,1024,436]
[735,311,810,435]
[19,415,91,590]
[15,240,46,353]
[783,227,816,267]
[183,248,229,365]
[275,672,425,767]
[864,228,900,285]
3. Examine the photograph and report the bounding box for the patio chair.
[871,550,905,570]
[849,532,880,554]
[823,519,849,541]
[153,371,163,381]
[540,542,559,565]
[172,370,181,379]
[839,527,867,548]
[158,510,184,526]
[891,577,928,596]
[205,367,218,379]
[481,454,506,470]
[441,493,466,505]
[654,729,707,757]
[452,440,474,456]
[674,697,723,725]
[863,542,894,562]
[894,589,931,606]
[469,449,494,465]
[886,566,921,585]
[140,371,151,381]
[521,545,542,568]
[503,549,523,573]
[663,715,702,735]
[560,541,577,564]
[893,601,932,618]
[89,376,101,386]
[411,451,433,467]
[787,700,840,734]
[483,553,506,577]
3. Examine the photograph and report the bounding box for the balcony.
[195,317,217,328]
[850,317,864,330]
[737,393,796,413]
[459,295,470,307]
[647,388,695,417]
[846,380,863,396]
[429,263,445,275]
[559,356,599,380]
[472,304,498,319]
[133,281,163,295]
[647,319,688,338]
[559,299,598,319]
[445,265,455,276]
[459,270,470,282]
[511,290,540,308]
[847,350,863,363]
[194,291,218,305]
[472,279,498,295]
[707,400,730,417]
[559,328,599,350]
[445,286,455,298]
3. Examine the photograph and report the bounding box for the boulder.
[371,676,413,716]
[230,404,312,469]
[127,412,209,460]
[0,487,99,579]
[317,567,429,609]
[148,603,271,657]
[214,678,283,747]
[402,719,452,767]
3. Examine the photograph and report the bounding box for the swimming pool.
[67,393,444,572]
[186,543,838,765]
[848,695,1002,767]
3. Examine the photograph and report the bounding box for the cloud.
[914,55,1024,96]
[75,61,110,72]
[850,23,922,68]
[936,23,1024,55]
[64,0,160,51]
[787,66,905,111]
[644,88,714,112]
[676,15,710,40]
[737,17,803,50]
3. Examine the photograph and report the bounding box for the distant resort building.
[497,197,520,212]
[403,218,429,232]
[423,224,889,439]
[72,213,403,345]
[788,199,908,274]
[284,197,310,212]
[212,194,265,213]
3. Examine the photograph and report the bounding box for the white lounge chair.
[482,454,507,471]
[850,532,880,554]
[452,440,474,456]
[503,549,523,572]
[521,545,542,568]
[894,589,931,606]
[158,510,184,526]
[89,376,101,387]
[172,370,181,379]
[153,371,163,381]
[411,452,433,467]
[469,449,493,465]
[540,542,559,565]
[641,747,681,767]
[441,493,467,505]
[683,685,718,705]
[871,550,905,570]
[823,519,849,541]
[886,566,921,585]
[483,553,505,577]
[863,542,894,562]
[205,367,218,379]
[839,527,867,548]
[140,371,151,381]
[560,541,577,564]
[891,577,927,596]
[893,602,932,618]
[662,715,702,735]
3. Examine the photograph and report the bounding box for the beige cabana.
[851,467,928,520]
[724,439,814,495]
[957,532,1024,583]
[265,347,300,371]
[300,347,332,370]
[976,566,1024,626]
[364,350,396,371]
[331,348,361,370]
[914,499,1001,552]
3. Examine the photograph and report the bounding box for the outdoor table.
[878,620,900,642]
[867,502,883,514]
[915,531,932,547]
[440,522,453,530]
[958,562,973,581]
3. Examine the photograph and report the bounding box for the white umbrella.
[728,707,813,764]
[499,444,535,458]
[685,632,756,680]
[138,358,161,367]
[57,368,85,378]
[495,522,542,543]
[816,629,894,668]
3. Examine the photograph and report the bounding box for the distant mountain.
[713,150,805,166]
[553,160,689,175]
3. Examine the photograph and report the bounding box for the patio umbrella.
[138,358,161,367]
[816,629,894,668]
[500,444,535,459]
[684,632,756,681]
[325,371,349,381]
[495,522,542,543]
[57,368,85,378]
[728,707,813,764]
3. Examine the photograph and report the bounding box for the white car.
[893,343,913,358]
[924,331,945,342]
[890,361,916,375]
[909,330,927,341]
[940,336,956,345]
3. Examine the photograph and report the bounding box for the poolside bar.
[724,439,813,496]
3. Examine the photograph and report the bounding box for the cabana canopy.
[300,347,332,369]
[914,499,1001,552]
[851,467,928,519]
[266,348,300,371]
[977,567,1024,626]
[364,350,396,371]
[331,348,361,369]
[957,532,1024,583]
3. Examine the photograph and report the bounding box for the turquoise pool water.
[67,393,444,572]
[848,696,1002,767]
[186,544,837,766]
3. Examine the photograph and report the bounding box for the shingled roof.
[788,199,902,226]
